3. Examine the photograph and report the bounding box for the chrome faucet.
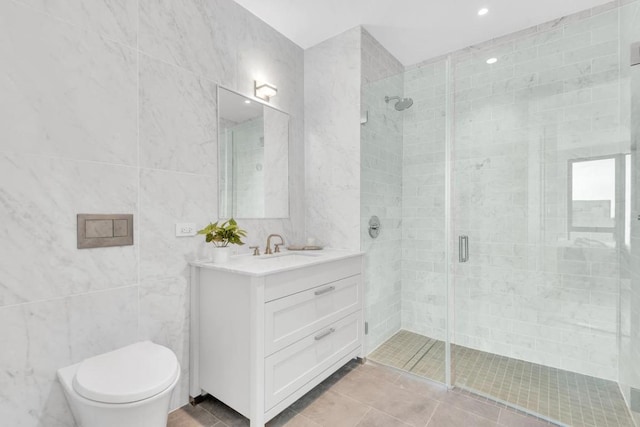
[265,234,284,255]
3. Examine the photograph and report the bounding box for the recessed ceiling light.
[478,8,489,16]
[486,57,498,64]
[244,100,251,104]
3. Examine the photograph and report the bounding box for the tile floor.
[168,359,553,427]
[369,330,634,427]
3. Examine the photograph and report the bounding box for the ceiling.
[233,0,612,66]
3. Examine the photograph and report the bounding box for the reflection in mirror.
[218,87,289,219]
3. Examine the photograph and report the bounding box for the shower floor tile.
[368,330,634,427]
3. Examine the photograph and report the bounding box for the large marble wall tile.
[139,276,190,410]
[14,0,137,46]
[0,1,137,165]
[139,169,217,281]
[0,286,138,427]
[361,28,404,86]
[235,5,304,116]
[0,154,138,307]
[139,55,217,175]
[66,287,139,361]
[233,1,306,244]
[138,0,237,87]
[139,169,216,409]
[305,28,362,250]
[1,0,306,423]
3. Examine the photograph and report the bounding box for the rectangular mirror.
[218,87,290,219]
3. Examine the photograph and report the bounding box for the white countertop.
[190,248,363,277]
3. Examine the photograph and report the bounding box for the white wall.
[305,27,362,251]
[0,0,304,425]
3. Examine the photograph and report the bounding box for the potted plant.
[197,218,247,264]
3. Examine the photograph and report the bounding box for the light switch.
[176,223,197,237]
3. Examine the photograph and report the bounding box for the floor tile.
[427,403,497,427]
[441,392,501,422]
[355,408,412,427]
[198,397,249,427]
[299,390,370,427]
[168,405,221,427]
[266,409,321,427]
[498,408,554,427]
[368,383,439,426]
[369,330,634,427]
[331,369,397,406]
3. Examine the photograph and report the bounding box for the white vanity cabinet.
[189,251,364,427]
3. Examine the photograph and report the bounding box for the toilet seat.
[72,341,179,404]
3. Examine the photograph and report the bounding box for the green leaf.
[197,218,248,247]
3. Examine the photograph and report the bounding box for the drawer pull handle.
[314,328,335,341]
[314,286,336,296]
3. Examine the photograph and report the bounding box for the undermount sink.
[256,251,322,260]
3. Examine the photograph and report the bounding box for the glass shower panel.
[450,8,632,424]
[620,59,640,427]
[362,62,450,385]
[360,72,406,359]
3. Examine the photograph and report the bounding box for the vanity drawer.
[264,275,361,355]
[264,257,361,302]
[264,311,361,411]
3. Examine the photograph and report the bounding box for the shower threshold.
[369,330,634,427]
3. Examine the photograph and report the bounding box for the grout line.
[424,401,439,427]
[135,0,141,343]
[0,284,140,310]
[353,407,372,427]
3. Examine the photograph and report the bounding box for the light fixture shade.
[255,81,277,100]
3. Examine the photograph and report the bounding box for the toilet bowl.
[57,341,180,427]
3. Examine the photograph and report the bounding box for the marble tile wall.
[0,0,304,425]
[360,29,405,353]
[305,27,362,250]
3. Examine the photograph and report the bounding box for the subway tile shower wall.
[401,1,640,382]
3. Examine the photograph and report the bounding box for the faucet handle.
[249,246,260,256]
[274,243,284,253]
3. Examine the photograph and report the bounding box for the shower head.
[385,95,414,111]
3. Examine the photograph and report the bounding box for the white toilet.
[57,341,180,427]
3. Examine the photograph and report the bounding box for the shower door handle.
[458,235,469,263]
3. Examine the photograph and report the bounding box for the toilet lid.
[72,341,179,404]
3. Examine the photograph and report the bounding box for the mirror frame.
[216,85,291,220]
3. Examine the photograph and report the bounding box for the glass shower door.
[450,12,633,425]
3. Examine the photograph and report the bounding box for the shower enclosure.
[361,2,640,426]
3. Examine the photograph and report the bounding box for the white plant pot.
[211,246,232,264]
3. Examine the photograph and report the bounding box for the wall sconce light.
[254,81,277,101]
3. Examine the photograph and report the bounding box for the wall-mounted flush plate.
[77,214,134,249]
[176,223,197,237]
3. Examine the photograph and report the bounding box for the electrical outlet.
[175,223,197,237]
